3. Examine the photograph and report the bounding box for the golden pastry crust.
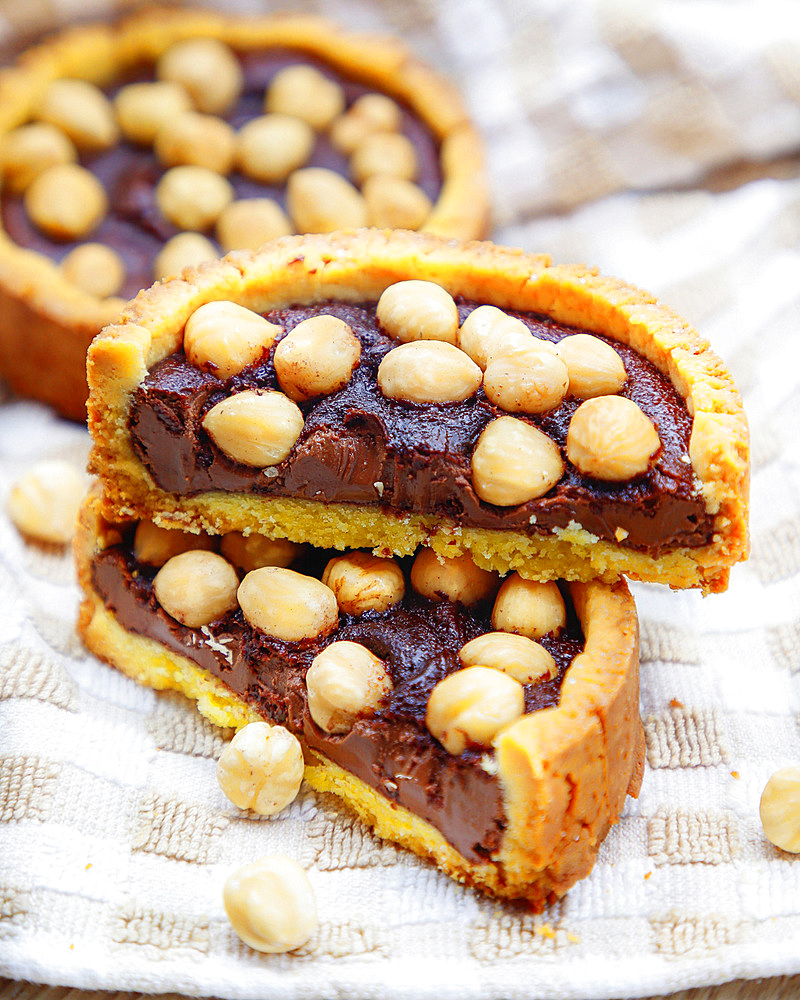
[74,490,644,909]
[0,9,488,420]
[88,229,749,592]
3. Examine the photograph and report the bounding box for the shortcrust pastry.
[75,489,644,908]
[0,8,487,419]
[87,230,749,592]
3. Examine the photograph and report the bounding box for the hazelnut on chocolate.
[265,64,345,130]
[426,666,525,755]
[458,632,556,685]
[155,165,234,232]
[152,232,218,280]
[273,315,361,402]
[471,416,564,506]
[157,37,243,116]
[0,122,77,194]
[237,566,338,642]
[36,79,118,152]
[60,243,126,299]
[216,198,293,251]
[237,114,315,184]
[202,390,304,467]
[184,301,281,379]
[483,344,569,414]
[305,641,393,734]
[410,548,498,607]
[114,80,193,145]
[286,167,368,233]
[376,280,459,345]
[377,341,482,404]
[25,163,107,241]
[322,551,405,615]
[153,550,239,628]
[558,334,627,399]
[567,395,660,481]
[491,574,566,640]
[154,110,236,174]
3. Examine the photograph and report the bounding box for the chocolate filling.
[129,300,714,554]
[91,540,584,862]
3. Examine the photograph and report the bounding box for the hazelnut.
[238,566,338,641]
[471,416,564,506]
[566,396,661,481]
[305,641,392,734]
[216,721,304,816]
[265,64,345,130]
[350,132,418,186]
[457,306,536,370]
[202,390,304,467]
[426,666,525,755]
[558,333,627,399]
[133,519,216,566]
[483,344,569,414]
[760,766,800,853]
[376,280,459,345]
[286,167,368,233]
[36,78,118,152]
[215,198,292,252]
[153,550,239,628]
[154,111,236,174]
[184,301,281,379]
[236,114,315,184]
[25,163,107,241]
[491,574,566,639]
[377,341,481,405]
[223,855,317,954]
[273,315,361,402]
[114,81,193,145]
[410,548,498,607]
[155,165,233,232]
[60,243,125,299]
[321,551,405,615]
[7,460,85,544]
[152,232,218,281]
[458,632,556,685]
[0,122,77,194]
[220,532,300,573]
[157,38,243,116]
[363,175,432,230]
[329,94,403,154]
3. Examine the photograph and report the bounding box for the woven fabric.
[1,1,800,997]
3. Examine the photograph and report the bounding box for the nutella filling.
[91,539,584,862]
[129,300,714,554]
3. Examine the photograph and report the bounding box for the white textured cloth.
[1,1,800,998]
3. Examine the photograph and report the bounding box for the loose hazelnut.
[36,78,118,152]
[286,167,368,233]
[155,165,234,232]
[491,574,566,639]
[321,551,405,615]
[558,333,627,399]
[223,855,317,954]
[157,38,243,116]
[154,111,236,174]
[133,519,216,566]
[566,396,661,481]
[238,566,338,641]
[760,766,800,853]
[220,532,300,573]
[376,280,459,345]
[363,175,432,230]
[350,132,418,186]
[215,198,292,251]
[152,232,218,281]
[426,666,525,755]
[7,460,85,544]
[202,390,304,467]
[216,721,304,816]
[114,81,193,145]
[483,344,569,414]
[306,641,392,734]
[60,243,126,299]
[153,550,239,628]
[273,315,361,402]
[471,416,564,506]
[265,64,345,130]
[458,632,556,685]
[25,163,107,241]
[184,301,282,379]
[378,341,481,405]
[410,548,498,607]
[457,306,536,370]
[236,114,315,184]
[0,122,77,194]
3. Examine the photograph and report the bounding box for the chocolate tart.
[0,8,487,420]
[75,488,644,909]
[87,230,749,593]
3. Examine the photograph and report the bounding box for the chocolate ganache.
[92,539,583,861]
[129,299,714,554]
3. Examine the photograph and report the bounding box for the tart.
[87,230,749,593]
[0,8,487,420]
[75,487,644,909]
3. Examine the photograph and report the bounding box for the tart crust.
[75,489,644,909]
[0,8,488,420]
[87,229,749,592]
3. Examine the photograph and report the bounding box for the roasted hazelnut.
[154,111,236,174]
[184,301,281,379]
[220,532,300,573]
[377,341,482,404]
[760,766,800,853]
[7,460,85,544]
[286,167,368,233]
[0,122,77,194]
[376,280,459,345]
[215,198,292,251]
[152,232,218,280]
[363,175,432,230]
[25,163,107,241]
[305,641,392,734]
[60,243,125,299]
[329,93,403,155]
[457,306,535,370]
[491,574,566,639]
[426,666,525,755]
[133,519,216,567]
[237,566,338,641]
[471,416,564,506]
[114,81,193,145]
[155,165,234,232]
[216,721,304,816]
[274,315,361,402]
[202,390,304,467]
[458,632,556,685]
[322,551,405,615]
[153,550,239,628]
[36,78,118,151]
[265,64,345,130]
[350,132,418,186]
[157,38,243,116]
[236,114,315,184]
[483,344,569,414]
[566,396,660,481]
[558,333,627,399]
[410,548,498,606]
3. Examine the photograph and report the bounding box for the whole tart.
[75,488,644,908]
[87,230,749,593]
[0,8,487,419]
